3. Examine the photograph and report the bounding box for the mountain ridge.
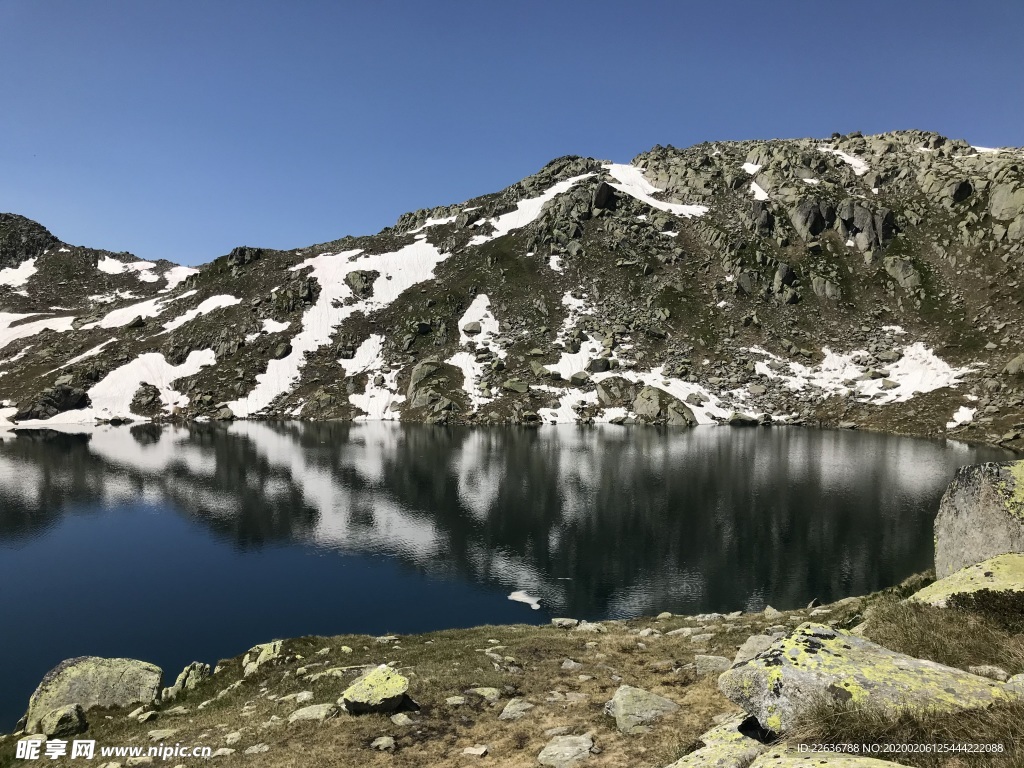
[1,129,1022,449]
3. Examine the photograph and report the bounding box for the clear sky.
[2,1,1022,266]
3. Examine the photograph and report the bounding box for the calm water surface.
[0,422,1011,727]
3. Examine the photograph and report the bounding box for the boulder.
[344,269,379,298]
[1002,353,1024,375]
[161,662,211,702]
[665,715,768,768]
[407,360,444,398]
[882,256,921,290]
[933,460,1024,577]
[242,640,282,677]
[909,553,1024,607]
[596,377,638,408]
[498,697,534,720]
[734,634,778,666]
[339,664,409,714]
[604,684,679,734]
[25,657,162,733]
[718,623,1008,733]
[631,385,696,426]
[989,184,1024,220]
[788,199,828,240]
[694,655,732,677]
[39,704,87,738]
[537,733,594,768]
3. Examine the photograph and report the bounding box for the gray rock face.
[1002,353,1024,375]
[719,623,1007,734]
[694,655,732,677]
[933,460,1024,577]
[537,733,594,768]
[497,697,534,720]
[339,664,410,714]
[15,385,91,421]
[665,715,768,768]
[25,656,162,733]
[0,213,60,270]
[287,703,338,723]
[989,184,1024,220]
[733,634,777,666]
[604,684,679,734]
[344,269,379,298]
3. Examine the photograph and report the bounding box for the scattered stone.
[244,744,270,755]
[498,697,534,720]
[762,605,783,621]
[242,641,283,677]
[287,704,339,724]
[537,733,594,768]
[161,661,211,702]
[551,618,579,629]
[467,687,501,704]
[445,696,466,706]
[694,655,732,677]
[733,634,776,666]
[463,744,489,757]
[968,665,1010,682]
[561,659,583,671]
[371,736,396,752]
[604,684,679,734]
[573,621,606,633]
[148,728,178,742]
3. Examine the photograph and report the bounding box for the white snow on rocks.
[447,294,506,410]
[817,147,870,176]
[231,176,592,418]
[749,342,971,404]
[750,181,769,201]
[160,294,241,333]
[604,164,708,218]
[51,340,116,372]
[946,406,976,429]
[0,312,76,353]
[408,214,457,234]
[14,350,216,426]
[82,290,197,330]
[160,266,200,291]
[0,257,38,287]
[97,255,160,282]
[469,173,594,246]
[741,162,762,175]
[339,334,404,420]
[262,319,290,334]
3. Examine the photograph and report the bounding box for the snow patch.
[161,294,241,333]
[604,164,708,218]
[97,256,159,282]
[750,181,769,201]
[946,406,976,429]
[0,258,37,287]
[469,173,594,246]
[818,147,870,176]
[0,312,76,353]
[160,266,199,292]
[741,162,762,175]
[83,290,197,330]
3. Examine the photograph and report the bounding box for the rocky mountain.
[1,130,1023,447]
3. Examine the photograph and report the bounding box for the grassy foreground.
[0,576,1020,768]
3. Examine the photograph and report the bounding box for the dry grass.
[789,695,1024,768]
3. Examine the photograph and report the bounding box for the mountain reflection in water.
[0,422,1010,728]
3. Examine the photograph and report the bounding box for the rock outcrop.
[25,656,162,733]
[339,664,410,714]
[933,460,1024,578]
[909,553,1024,606]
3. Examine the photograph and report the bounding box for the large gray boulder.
[39,704,87,738]
[538,733,594,768]
[1002,353,1024,376]
[339,664,409,714]
[989,184,1024,220]
[631,385,696,426]
[933,460,1024,578]
[161,661,211,702]
[910,554,1024,607]
[604,684,679,734]
[25,657,162,733]
[718,623,1007,734]
[665,715,767,768]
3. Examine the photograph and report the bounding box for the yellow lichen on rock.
[909,553,1024,607]
[718,623,1007,734]
[339,664,409,714]
[750,748,909,767]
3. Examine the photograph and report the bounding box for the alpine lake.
[0,422,1012,728]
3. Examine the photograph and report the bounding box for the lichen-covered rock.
[718,623,1008,733]
[909,553,1024,606]
[161,661,212,701]
[537,733,593,768]
[39,704,87,738]
[242,641,282,677]
[25,656,162,733]
[933,460,1024,578]
[750,749,907,767]
[339,664,409,714]
[665,715,768,768]
[604,684,679,734]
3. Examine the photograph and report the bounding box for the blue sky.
[2,1,1022,266]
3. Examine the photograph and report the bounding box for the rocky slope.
[2,130,1024,447]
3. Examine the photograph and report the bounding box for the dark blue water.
[0,422,1011,728]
